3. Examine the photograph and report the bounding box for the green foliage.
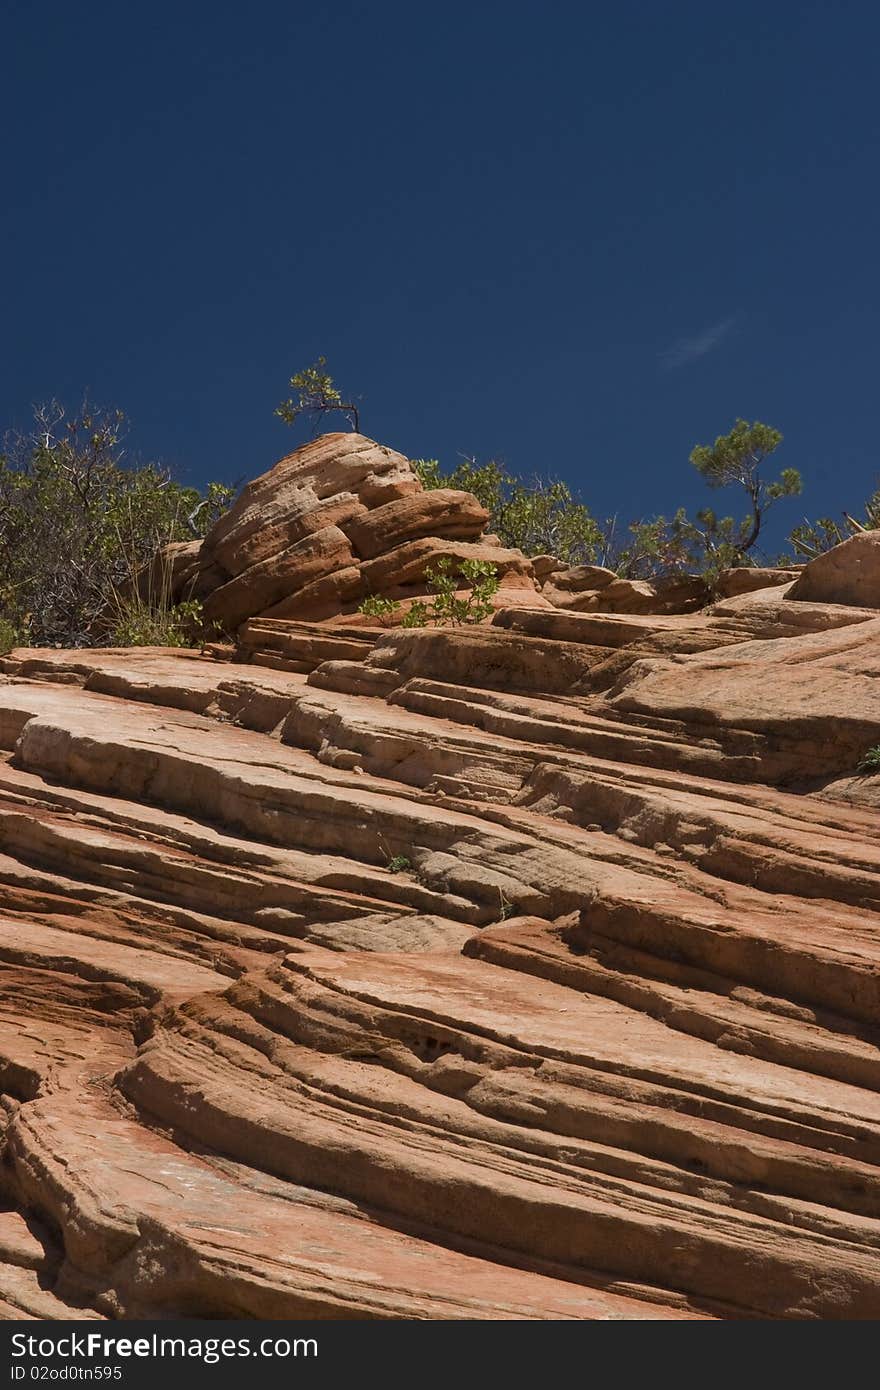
[189,481,237,536]
[500,479,604,562]
[358,558,500,628]
[607,511,695,579]
[108,597,205,648]
[0,618,17,655]
[787,485,880,558]
[689,419,801,559]
[385,854,413,874]
[0,400,232,647]
[400,599,430,628]
[434,457,511,517]
[787,516,847,558]
[275,357,359,433]
[857,745,880,775]
[689,419,783,489]
[601,507,748,584]
[411,459,444,489]
[417,435,801,578]
[424,557,500,625]
[420,434,801,577]
[414,456,602,564]
[358,594,398,624]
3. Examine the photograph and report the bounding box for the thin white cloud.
[661,315,738,370]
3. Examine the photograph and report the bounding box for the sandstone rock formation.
[0,446,878,1320]
[714,565,801,598]
[168,432,546,631]
[157,431,829,629]
[787,530,880,607]
[540,565,711,615]
[0,540,879,1318]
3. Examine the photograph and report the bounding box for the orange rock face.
[0,588,879,1320]
[787,530,880,607]
[0,461,879,1320]
[189,432,537,629]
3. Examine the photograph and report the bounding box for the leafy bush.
[276,358,359,433]
[0,618,17,656]
[422,557,499,625]
[788,486,880,558]
[413,458,603,565]
[107,596,205,648]
[0,401,232,647]
[414,424,801,583]
[359,558,500,627]
[591,420,802,585]
[385,854,413,874]
[611,508,767,585]
[358,594,399,625]
[857,745,880,775]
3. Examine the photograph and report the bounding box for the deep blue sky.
[3,1,879,552]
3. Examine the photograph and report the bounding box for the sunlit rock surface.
[0,484,879,1318]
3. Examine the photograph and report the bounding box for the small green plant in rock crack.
[358,594,399,625]
[422,557,499,626]
[358,558,500,628]
[400,599,431,628]
[378,835,414,875]
[857,745,880,774]
[385,854,413,874]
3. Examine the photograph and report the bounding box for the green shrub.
[358,594,398,624]
[416,421,803,582]
[107,596,205,649]
[422,557,499,625]
[688,419,801,562]
[0,400,232,647]
[400,600,430,628]
[857,745,880,775]
[385,854,413,874]
[275,358,359,433]
[358,559,500,628]
[414,457,603,565]
[788,486,880,558]
[0,618,17,655]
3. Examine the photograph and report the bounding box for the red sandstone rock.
[205,433,417,576]
[202,524,355,628]
[0,464,879,1322]
[715,565,800,598]
[787,530,880,607]
[542,567,710,615]
[194,433,535,630]
[530,554,564,580]
[343,488,489,559]
[358,537,535,594]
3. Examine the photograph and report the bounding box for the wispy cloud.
[661,315,738,370]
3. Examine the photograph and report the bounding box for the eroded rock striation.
[158,431,756,628]
[166,432,545,630]
[0,441,879,1320]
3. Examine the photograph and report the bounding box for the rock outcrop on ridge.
[169,432,542,630]
[786,530,880,607]
[0,442,878,1320]
[162,431,775,628]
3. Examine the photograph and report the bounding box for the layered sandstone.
[787,530,880,607]
[158,432,815,628]
[0,551,878,1319]
[0,443,878,1320]
[165,433,545,630]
